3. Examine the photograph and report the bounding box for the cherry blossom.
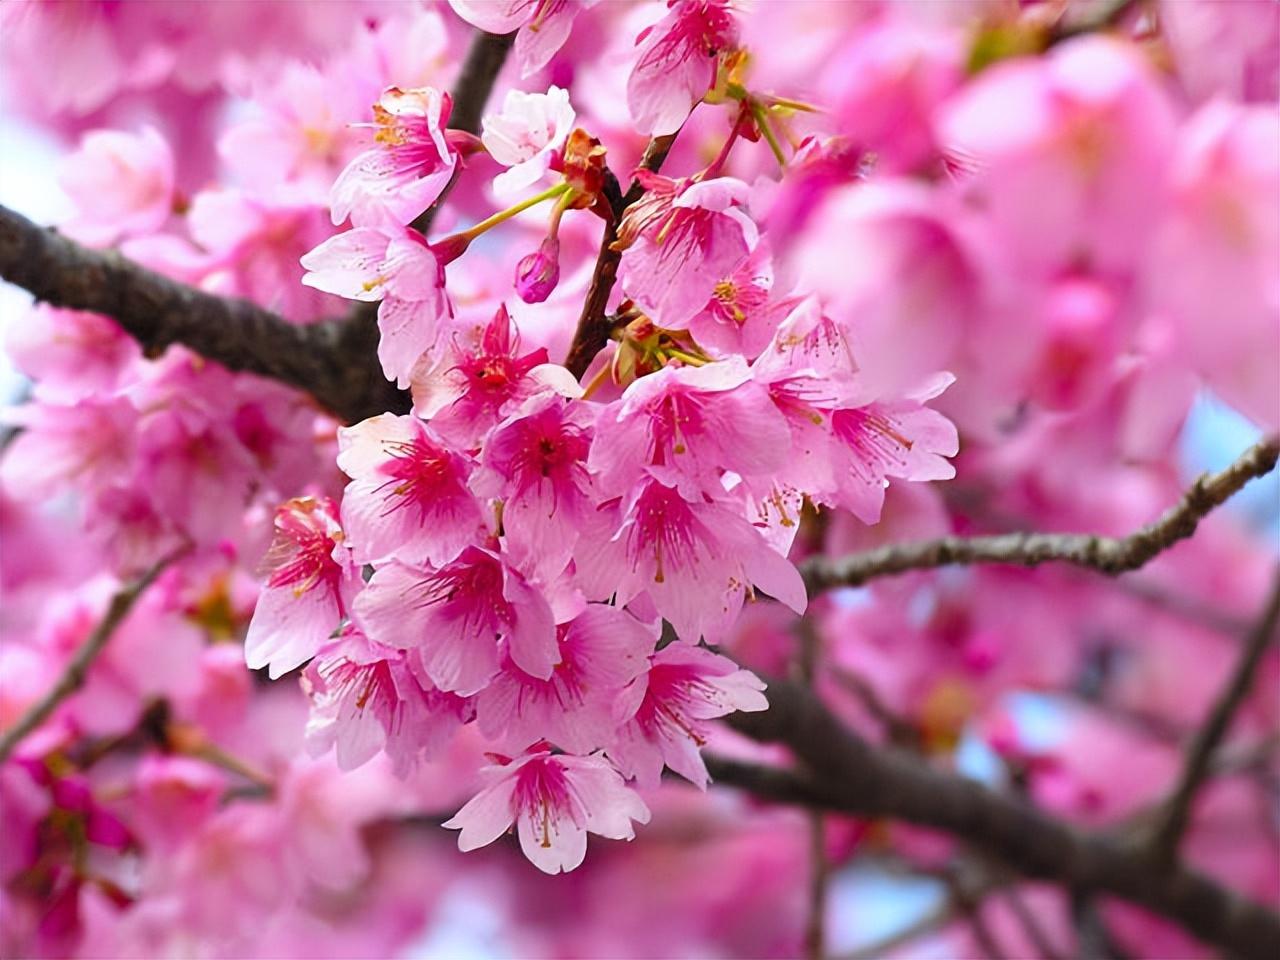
[482,86,576,196]
[443,749,650,874]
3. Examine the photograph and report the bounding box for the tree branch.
[0,203,408,423]
[710,679,1280,960]
[563,134,677,379]
[802,438,1279,593]
[0,554,177,763]
[1146,566,1280,859]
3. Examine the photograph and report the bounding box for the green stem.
[457,182,571,242]
[750,100,788,168]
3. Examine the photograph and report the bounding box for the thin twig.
[563,134,677,379]
[1145,566,1280,860]
[0,555,177,763]
[802,438,1279,594]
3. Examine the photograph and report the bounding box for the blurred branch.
[802,438,1279,593]
[706,677,1280,960]
[1145,567,1280,860]
[563,134,677,379]
[0,554,176,763]
[1048,0,1145,45]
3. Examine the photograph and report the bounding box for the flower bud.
[515,237,560,303]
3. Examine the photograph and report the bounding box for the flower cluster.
[1,0,1277,955]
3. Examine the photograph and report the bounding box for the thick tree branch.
[0,555,176,763]
[1146,567,1280,859]
[563,134,677,379]
[710,679,1280,960]
[802,438,1279,593]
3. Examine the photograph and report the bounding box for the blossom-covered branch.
[715,679,1280,960]
[802,437,1280,592]
[563,133,677,378]
[0,555,175,764]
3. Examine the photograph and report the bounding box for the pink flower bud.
[514,236,560,304]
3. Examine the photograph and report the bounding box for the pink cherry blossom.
[590,356,791,500]
[335,413,485,567]
[473,393,597,579]
[409,304,575,444]
[685,242,783,360]
[475,604,657,753]
[301,224,454,386]
[330,85,459,228]
[57,127,174,246]
[354,547,558,696]
[618,173,756,330]
[627,0,739,136]
[244,496,353,679]
[482,85,576,196]
[608,644,767,789]
[303,626,474,776]
[443,750,650,874]
[448,1,595,78]
[575,478,807,642]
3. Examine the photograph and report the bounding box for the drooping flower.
[575,478,807,642]
[481,86,576,196]
[617,173,756,330]
[443,749,649,874]
[354,547,558,696]
[303,626,475,776]
[472,393,597,579]
[448,1,596,78]
[330,86,463,228]
[609,644,767,789]
[336,413,484,568]
[627,0,740,136]
[300,224,454,387]
[475,605,657,753]
[244,496,355,679]
[589,356,791,500]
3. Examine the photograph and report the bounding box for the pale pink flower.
[303,626,474,776]
[618,173,756,330]
[0,398,138,502]
[443,750,649,874]
[475,605,657,753]
[354,547,558,696]
[131,756,226,854]
[58,127,174,246]
[472,393,597,579]
[301,225,454,387]
[409,304,577,444]
[482,85,575,196]
[589,356,791,500]
[336,413,485,567]
[449,1,596,78]
[330,86,460,228]
[5,307,138,405]
[627,0,739,136]
[609,644,767,789]
[575,478,807,642]
[937,36,1176,276]
[245,496,354,679]
[1148,102,1280,430]
[685,243,784,360]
